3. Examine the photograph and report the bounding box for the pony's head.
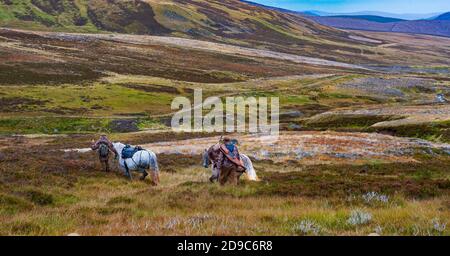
[112,142,125,155]
[202,149,211,168]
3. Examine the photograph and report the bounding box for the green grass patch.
[0,83,174,116]
[370,120,450,143]
[0,117,111,134]
[137,118,167,130]
[0,193,33,214]
[107,196,136,206]
[305,114,403,130]
[240,91,312,106]
[24,190,54,206]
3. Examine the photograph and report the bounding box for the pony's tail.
[148,151,159,173]
[148,151,160,186]
[241,154,258,181]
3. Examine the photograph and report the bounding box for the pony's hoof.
[140,172,148,181]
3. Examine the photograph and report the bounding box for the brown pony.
[203,144,246,185]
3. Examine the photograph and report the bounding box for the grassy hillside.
[0,0,99,31]
[0,0,384,62]
[0,0,345,36]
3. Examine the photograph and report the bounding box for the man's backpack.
[98,143,110,158]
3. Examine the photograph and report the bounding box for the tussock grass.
[0,142,448,235]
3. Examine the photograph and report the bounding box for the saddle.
[219,145,246,172]
[121,145,143,159]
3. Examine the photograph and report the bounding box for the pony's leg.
[219,168,230,186]
[150,171,160,186]
[237,172,244,184]
[139,168,149,181]
[210,165,219,183]
[230,170,239,186]
[126,170,133,180]
[124,161,132,180]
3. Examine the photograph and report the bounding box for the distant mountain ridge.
[309,16,450,37]
[328,15,405,23]
[241,1,450,37]
[309,16,450,38]
[304,10,440,20]
[434,12,450,21]
[239,2,439,20]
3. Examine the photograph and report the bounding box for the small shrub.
[25,190,54,206]
[96,207,131,216]
[10,222,43,235]
[0,193,33,213]
[347,210,372,226]
[107,196,135,205]
[165,218,181,230]
[362,192,389,204]
[292,220,322,235]
[431,219,446,233]
[185,215,213,229]
[374,225,383,235]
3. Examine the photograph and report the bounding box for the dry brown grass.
[0,137,448,236]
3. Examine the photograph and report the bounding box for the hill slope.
[0,0,348,39]
[434,12,450,21]
[0,0,385,63]
[309,15,450,38]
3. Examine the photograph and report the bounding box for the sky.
[249,0,450,14]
